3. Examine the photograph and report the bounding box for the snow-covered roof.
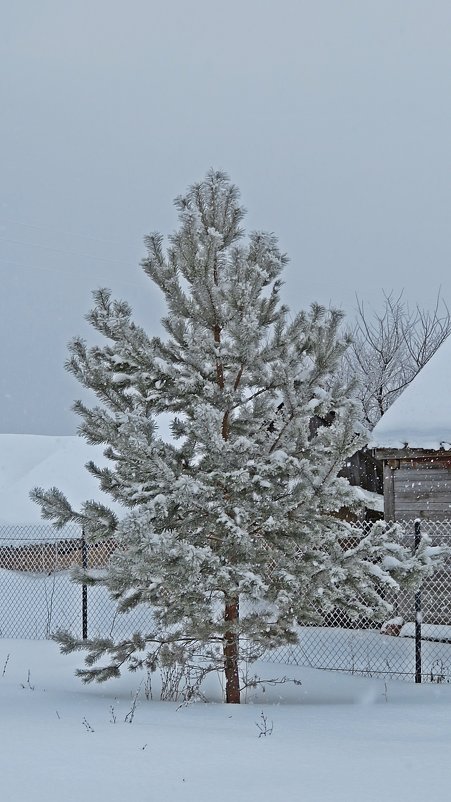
[369,334,451,450]
[352,486,384,513]
[0,434,111,525]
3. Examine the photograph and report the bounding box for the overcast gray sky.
[2,0,451,435]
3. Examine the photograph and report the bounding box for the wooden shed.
[369,335,451,522]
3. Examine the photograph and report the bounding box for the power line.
[0,236,128,265]
[0,258,59,274]
[0,258,146,291]
[0,217,134,248]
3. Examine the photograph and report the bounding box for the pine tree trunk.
[224,596,240,704]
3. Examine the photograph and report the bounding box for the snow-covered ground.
[1,639,451,802]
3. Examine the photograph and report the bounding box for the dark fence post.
[81,529,88,640]
[414,519,422,683]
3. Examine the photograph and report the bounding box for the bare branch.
[341,290,451,427]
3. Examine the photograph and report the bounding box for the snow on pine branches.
[32,170,439,703]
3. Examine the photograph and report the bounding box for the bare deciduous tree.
[343,291,451,428]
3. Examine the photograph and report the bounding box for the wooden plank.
[405,472,451,479]
[395,504,451,515]
[394,477,451,485]
[408,461,451,468]
[395,497,451,506]
[394,488,451,501]
[383,463,395,521]
[395,468,451,478]
[396,488,451,496]
[394,480,451,490]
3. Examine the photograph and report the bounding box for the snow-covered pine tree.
[32,171,437,703]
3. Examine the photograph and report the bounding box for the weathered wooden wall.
[382,457,451,521]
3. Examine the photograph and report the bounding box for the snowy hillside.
[0,434,110,525]
[369,334,451,449]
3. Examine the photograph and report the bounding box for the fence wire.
[1,519,451,683]
[0,524,149,641]
[263,519,451,683]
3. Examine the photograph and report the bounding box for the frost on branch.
[32,169,440,702]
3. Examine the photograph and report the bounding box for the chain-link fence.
[263,519,451,683]
[0,524,150,640]
[1,519,451,683]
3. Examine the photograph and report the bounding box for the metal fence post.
[81,529,88,640]
[414,519,422,683]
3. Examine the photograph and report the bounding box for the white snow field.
[1,639,451,802]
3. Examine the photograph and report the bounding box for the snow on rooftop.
[369,334,451,450]
[352,486,384,513]
[0,434,111,525]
